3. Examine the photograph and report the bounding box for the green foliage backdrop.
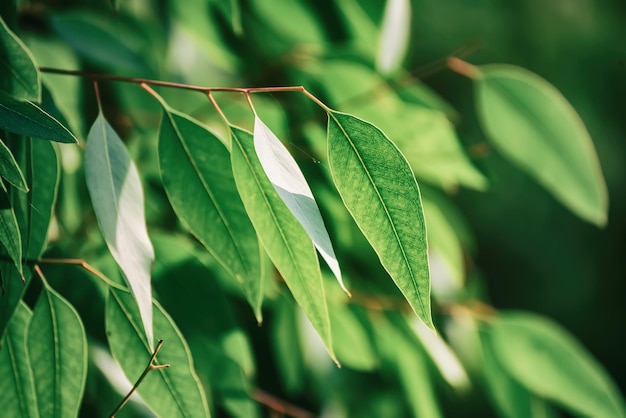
[0,0,624,417]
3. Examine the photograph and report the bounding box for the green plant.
[0,1,623,417]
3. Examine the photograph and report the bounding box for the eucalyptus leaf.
[106,287,210,418]
[0,301,38,418]
[230,126,335,362]
[0,138,58,336]
[475,64,608,226]
[0,181,21,277]
[0,95,77,143]
[158,107,263,320]
[487,311,626,418]
[85,112,155,349]
[377,0,411,75]
[0,140,27,191]
[0,15,40,101]
[254,116,346,294]
[327,111,433,330]
[28,283,87,418]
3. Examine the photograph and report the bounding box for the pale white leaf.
[85,112,155,349]
[377,0,412,75]
[253,116,348,295]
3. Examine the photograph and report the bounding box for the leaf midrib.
[330,113,426,317]
[165,112,249,279]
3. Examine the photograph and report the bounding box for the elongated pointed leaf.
[106,287,210,418]
[254,116,346,294]
[86,112,154,348]
[0,95,77,143]
[475,64,608,226]
[377,0,411,75]
[487,312,626,418]
[158,107,263,320]
[0,139,27,191]
[0,301,38,418]
[0,15,40,101]
[0,138,58,336]
[28,284,87,418]
[327,111,433,330]
[0,181,22,276]
[230,126,335,361]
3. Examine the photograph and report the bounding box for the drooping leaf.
[330,303,378,371]
[158,107,263,320]
[85,112,155,348]
[475,64,608,226]
[28,282,87,418]
[210,0,243,35]
[0,138,58,336]
[0,182,21,277]
[0,140,27,191]
[106,287,210,418]
[377,0,411,75]
[487,311,626,418]
[253,116,346,294]
[0,95,77,143]
[0,301,38,418]
[230,126,335,362]
[0,15,40,101]
[327,111,433,330]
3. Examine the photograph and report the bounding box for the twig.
[252,388,317,418]
[109,340,169,418]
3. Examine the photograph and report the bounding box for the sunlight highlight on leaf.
[377,0,411,75]
[86,112,155,349]
[253,116,347,295]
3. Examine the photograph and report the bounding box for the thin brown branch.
[252,388,317,418]
[109,340,169,418]
[37,257,117,287]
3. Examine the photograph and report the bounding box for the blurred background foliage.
[3,0,625,416]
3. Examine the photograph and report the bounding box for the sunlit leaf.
[0,95,77,143]
[158,107,263,320]
[28,282,87,418]
[254,116,346,294]
[0,182,21,277]
[487,311,626,418]
[475,64,608,226]
[85,112,154,348]
[0,15,40,101]
[327,111,433,330]
[106,287,210,418]
[230,126,335,362]
[0,140,27,191]
[377,0,411,75]
[0,301,38,418]
[0,138,58,336]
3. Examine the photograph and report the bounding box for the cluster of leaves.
[0,1,623,417]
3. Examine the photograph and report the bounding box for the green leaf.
[0,95,77,143]
[253,116,346,294]
[330,304,378,371]
[377,0,411,75]
[50,10,154,75]
[106,287,210,418]
[28,282,87,418]
[0,181,21,277]
[475,64,608,226]
[210,0,243,35]
[0,138,58,336]
[0,301,38,418]
[230,126,335,362]
[0,140,27,191]
[157,107,263,320]
[327,111,433,330]
[487,312,626,418]
[85,112,155,348]
[0,15,40,101]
